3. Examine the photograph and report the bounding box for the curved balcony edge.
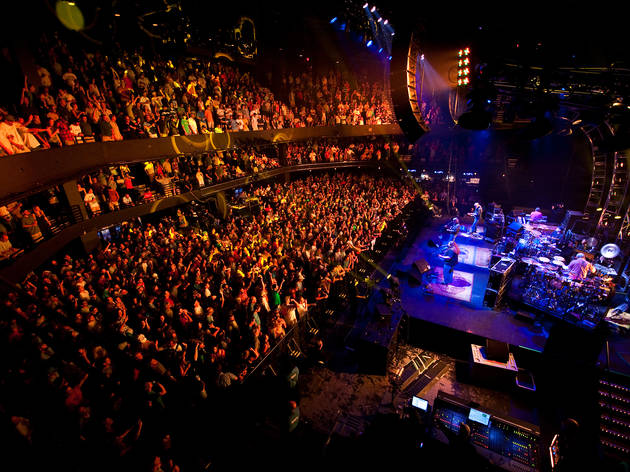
[0,124,402,206]
[1,160,393,284]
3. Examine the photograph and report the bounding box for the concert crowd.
[1,172,415,470]
[0,138,403,263]
[0,35,393,156]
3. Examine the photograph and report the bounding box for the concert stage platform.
[385,218,551,356]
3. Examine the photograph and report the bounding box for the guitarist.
[468,202,483,234]
[442,217,461,243]
[438,241,459,285]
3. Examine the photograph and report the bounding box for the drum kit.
[520,244,617,322]
[496,220,619,326]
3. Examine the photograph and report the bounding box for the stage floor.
[388,217,551,352]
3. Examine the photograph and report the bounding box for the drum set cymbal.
[601,243,620,259]
[586,237,599,249]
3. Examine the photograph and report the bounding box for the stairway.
[599,372,630,459]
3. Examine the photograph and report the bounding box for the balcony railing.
[0,124,402,206]
[1,159,398,283]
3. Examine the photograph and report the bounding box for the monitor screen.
[411,396,428,411]
[468,408,490,426]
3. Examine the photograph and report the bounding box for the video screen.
[468,408,490,426]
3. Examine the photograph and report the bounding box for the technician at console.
[437,420,485,470]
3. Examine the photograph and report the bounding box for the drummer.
[529,207,544,224]
[567,253,596,280]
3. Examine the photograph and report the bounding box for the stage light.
[420,54,424,61]
[388,56,392,60]
[371,6,376,12]
[330,17,337,24]
[384,19,388,25]
[378,48,383,53]
[367,40,373,47]
[363,2,368,7]
[457,47,473,88]
[377,17,382,22]
[114,13,120,17]
[458,79,462,85]
[615,215,623,219]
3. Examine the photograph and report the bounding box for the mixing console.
[431,392,540,472]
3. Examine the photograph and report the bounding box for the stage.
[386,217,551,355]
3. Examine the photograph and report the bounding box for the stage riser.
[404,316,544,372]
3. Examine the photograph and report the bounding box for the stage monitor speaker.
[413,258,431,275]
[486,339,510,363]
[485,222,501,241]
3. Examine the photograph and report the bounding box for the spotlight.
[371,6,376,12]
[377,17,382,22]
[363,2,368,7]
[384,19,388,25]
[388,56,392,60]
[378,48,383,53]
[330,17,337,24]
[420,54,424,61]
[367,40,373,47]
